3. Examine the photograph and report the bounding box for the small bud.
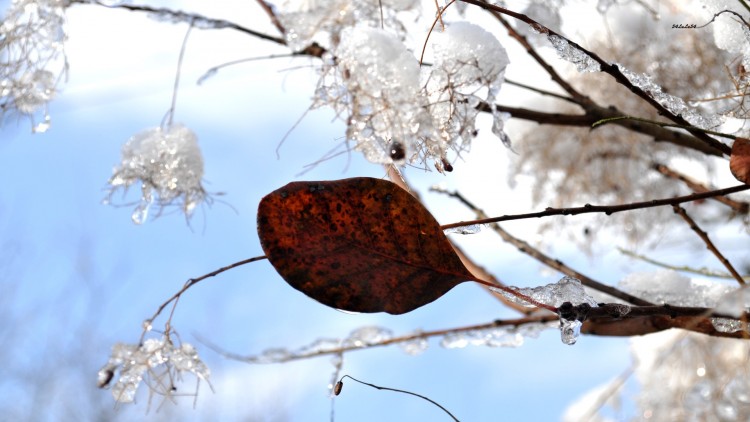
[333,380,344,396]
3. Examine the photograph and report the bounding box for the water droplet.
[560,318,582,345]
[131,202,150,224]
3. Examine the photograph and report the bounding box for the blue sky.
[0,1,676,420]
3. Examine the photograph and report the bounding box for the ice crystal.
[276,0,419,52]
[547,35,601,73]
[439,323,553,349]
[559,318,582,345]
[710,317,747,333]
[1,0,67,131]
[427,22,511,150]
[490,276,598,308]
[714,286,750,318]
[98,337,211,404]
[106,124,206,224]
[618,270,734,307]
[443,224,484,235]
[344,325,393,347]
[616,64,724,129]
[400,334,428,356]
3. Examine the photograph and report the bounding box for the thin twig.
[432,187,654,306]
[671,205,746,285]
[439,185,750,230]
[593,115,736,140]
[652,163,749,214]
[255,0,285,35]
[618,247,750,280]
[143,255,268,331]
[337,375,460,422]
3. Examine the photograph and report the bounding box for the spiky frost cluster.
[106,124,206,224]
[312,21,509,169]
[0,0,67,132]
[97,337,211,404]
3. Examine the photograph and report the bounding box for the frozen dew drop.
[444,224,484,235]
[346,326,392,347]
[400,334,428,356]
[440,332,469,349]
[560,318,582,345]
[131,202,151,225]
[711,317,746,333]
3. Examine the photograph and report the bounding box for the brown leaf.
[730,137,750,184]
[257,177,475,314]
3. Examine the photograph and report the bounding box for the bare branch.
[653,163,749,214]
[432,187,654,306]
[440,184,750,230]
[671,205,746,285]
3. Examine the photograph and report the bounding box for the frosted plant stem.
[336,375,460,422]
[200,316,558,362]
[142,255,268,341]
[671,205,746,285]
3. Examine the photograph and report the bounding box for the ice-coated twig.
[458,0,732,157]
[439,184,750,231]
[671,205,746,285]
[198,316,559,363]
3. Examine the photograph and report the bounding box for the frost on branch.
[490,276,597,345]
[106,124,207,224]
[547,35,600,73]
[276,0,419,52]
[323,26,427,164]
[97,337,211,405]
[618,270,734,307]
[427,22,512,150]
[0,0,67,132]
[617,64,724,129]
[315,22,510,169]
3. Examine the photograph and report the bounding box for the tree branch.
[461,0,732,156]
[432,187,654,306]
[652,163,749,214]
[671,205,746,285]
[440,184,750,230]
